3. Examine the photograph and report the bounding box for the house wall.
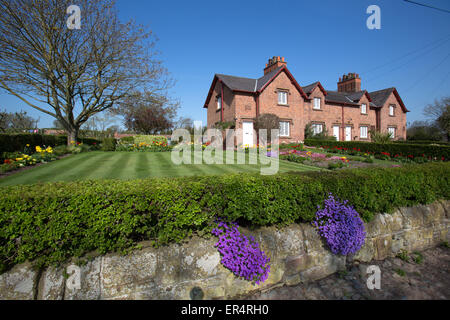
[342,95,377,141]
[379,93,407,140]
[206,80,235,129]
[257,71,305,143]
[305,87,343,140]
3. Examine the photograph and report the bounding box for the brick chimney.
[264,56,287,75]
[337,73,361,92]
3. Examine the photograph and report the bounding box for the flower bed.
[0,145,57,174]
[279,149,364,170]
[304,139,449,163]
[116,136,172,152]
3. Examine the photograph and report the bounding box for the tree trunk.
[67,127,79,146]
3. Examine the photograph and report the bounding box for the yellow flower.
[36,146,42,152]
[16,158,23,161]
[341,157,347,160]
[26,144,30,147]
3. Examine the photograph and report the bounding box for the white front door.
[333,126,340,141]
[242,121,254,147]
[345,126,352,141]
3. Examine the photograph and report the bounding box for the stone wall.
[1,200,448,300]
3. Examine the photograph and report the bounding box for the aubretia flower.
[212,220,271,284]
[313,194,366,255]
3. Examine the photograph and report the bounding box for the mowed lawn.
[0,151,321,186]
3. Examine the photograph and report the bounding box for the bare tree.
[0,109,38,132]
[423,96,450,141]
[254,113,280,143]
[115,90,179,134]
[0,0,172,144]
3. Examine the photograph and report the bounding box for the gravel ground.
[240,245,450,300]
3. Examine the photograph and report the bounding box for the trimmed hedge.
[304,139,450,160]
[0,162,449,272]
[396,140,449,145]
[0,134,101,153]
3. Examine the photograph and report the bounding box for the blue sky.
[1,0,449,128]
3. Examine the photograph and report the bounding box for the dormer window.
[278,91,288,105]
[313,97,321,110]
[361,103,367,114]
[217,96,222,110]
[389,105,395,116]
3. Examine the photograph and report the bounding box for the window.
[389,105,395,116]
[217,96,222,110]
[388,127,396,138]
[311,123,323,135]
[313,98,321,110]
[278,91,288,105]
[279,121,290,137]
[361,103,367,114]
[360,126,368,139]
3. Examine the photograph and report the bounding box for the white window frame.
[389,105,395,116]
[361,103,367,114]
[388,127,396,138]
[313,97,321,110]
[279,121,290,137]
[360,126,368,139]
[278,91,288,105]
[312,123,323,135]
[217,96,222,110]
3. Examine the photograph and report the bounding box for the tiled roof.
[324,91,360,106]
[369,88,394,108]
[301,82,320,95]
[215,74,256,92]
[216,66,284,93]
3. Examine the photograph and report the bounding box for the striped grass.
[0,151,321,186]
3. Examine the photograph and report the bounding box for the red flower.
[4,159,12,164]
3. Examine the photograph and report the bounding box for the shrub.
[0,162,448,272]
[101,137,117,151]
[328,162,345,170]
[119,136,135,144]
[212,221,270,284]
[280,154,307,163]
[304,123,336,141]
[313,194,366,255]
[52,145,70,156]
[369,130,392,144]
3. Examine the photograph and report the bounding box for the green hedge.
[304,139,450,160]
[0,134,101,153]
[0,162,449,272]
[397,140,449,145]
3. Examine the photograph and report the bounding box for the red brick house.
[203,56,408,146]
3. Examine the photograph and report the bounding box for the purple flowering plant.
[212,220,271,285]
[313,194,366,255]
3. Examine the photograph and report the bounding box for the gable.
[258,67,308,99]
